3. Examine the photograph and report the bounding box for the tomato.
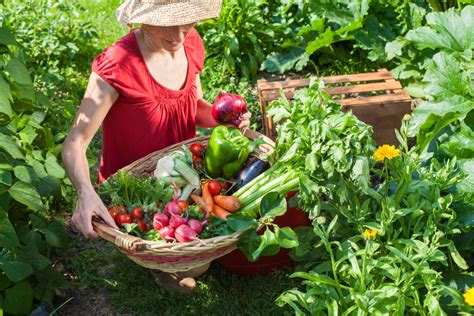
[116,214,132,227]
[178,200,188,211]
[193,156,204,169]
[136,220,148,233]
[219,181,229,191]
[189,143,206,157]
[131,207,144,220]
[108,208,119,220]
[208,179,222,196]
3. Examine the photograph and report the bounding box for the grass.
[58,237,298,315]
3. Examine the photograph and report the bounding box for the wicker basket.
[92,129,274,273]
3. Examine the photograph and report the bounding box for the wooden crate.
[257,68,412,145]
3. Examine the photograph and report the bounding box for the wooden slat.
[257,69,395,91]
[259,82,409,106]
[337,92,411,106]
[323,69,393,84]
[258,78,311,91]
[326,81,402,95]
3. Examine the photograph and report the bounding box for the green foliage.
[197,0,291,79]
[0,25,69,314]
[400,7,474,196]
[273,86,473,314]
[261,0,429,74]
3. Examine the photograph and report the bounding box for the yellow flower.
[363,228,377,239]
[464,287,474,306]
[403,114,412,121]
[373,145,401,162]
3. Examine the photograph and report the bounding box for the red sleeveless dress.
[92,29,205,183]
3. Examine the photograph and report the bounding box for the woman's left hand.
[237,111,251,129]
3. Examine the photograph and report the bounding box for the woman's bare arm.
[62,72,119,237]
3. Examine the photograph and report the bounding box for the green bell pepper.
[204,125,251,179]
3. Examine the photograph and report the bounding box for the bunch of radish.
[152,182,208,243]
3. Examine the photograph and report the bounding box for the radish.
[153,212,169,230]
[212,91,247,126]
[164,178,184,216]
[187,219,206,234]
[169,214,188,229]
[159,226,175,241]
[175,224,198,243]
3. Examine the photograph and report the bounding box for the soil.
[52,218,130,316]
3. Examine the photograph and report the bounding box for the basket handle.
[92,220,146,252]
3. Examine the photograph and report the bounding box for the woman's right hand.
[71,188,118,238]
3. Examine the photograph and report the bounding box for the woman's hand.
[237,111,251,129]
[71,188,118,238]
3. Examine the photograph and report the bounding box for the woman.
[62,0,250,293]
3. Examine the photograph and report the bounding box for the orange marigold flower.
[464,287,474,306]
[363,228,377,240]
[373,145,401,162]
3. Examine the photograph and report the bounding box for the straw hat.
[116,0,222,27]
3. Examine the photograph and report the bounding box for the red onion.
[187,219,205,234]
[153,212,169,230]
[212,91,247,126]
[175,224,198,243]
[169,214,188,229]
[159,226,175,241]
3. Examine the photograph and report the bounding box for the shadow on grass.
[58,237,298,315]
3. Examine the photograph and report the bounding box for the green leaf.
[0,210,19,248]
[440,123,474,159]
[44,221,68,248]
[261,48,309,74]
[448,243,468,270]
[0,169,12,186]
[252,228,280,260]
[0,76,13,124]
[275,226,299,249]
[423,52,472,98]
[17,244,49,271]
[457,159,474,194]
[385,38,405,60]
[44,155,65,179]
[237,229,261,262]
[5,59,35,102]
[0,255,33,282]
[37,175,61,197]
[226,214,258,232]
[259,192,287,219]
[4,281,33,315]
[351,156,369,191]
[408,98,473,152]
[405,6,474,52]
[0,27,16,45]
[291,271,340,287]
[0,134,23,159]
[13,165,38,184]
[8,181,43,211]
[18,125,37,145]
[326,298,338,316]
[386,245,418,270]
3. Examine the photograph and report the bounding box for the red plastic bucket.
[217,192,311,276]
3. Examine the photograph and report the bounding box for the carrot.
[201,182,214,214]
[190,194,207,213]
[213,195,241,212]
[213,205,231,219]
